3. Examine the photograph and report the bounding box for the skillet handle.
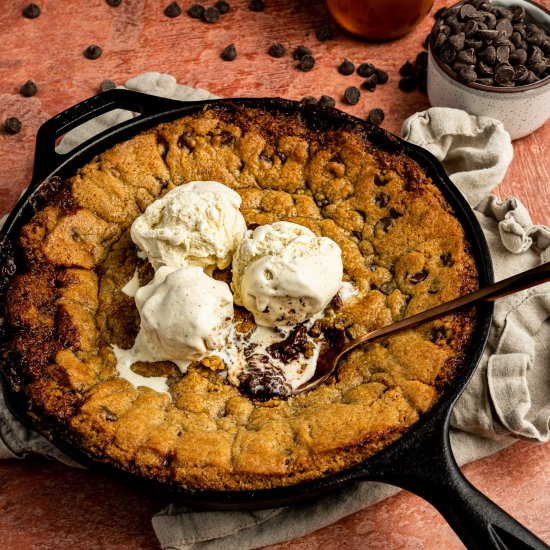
[31,89,189,184]
[362,408,549,549]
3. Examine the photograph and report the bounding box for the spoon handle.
[343,261,550,353]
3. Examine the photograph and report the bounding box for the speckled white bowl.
[427,0,550,140]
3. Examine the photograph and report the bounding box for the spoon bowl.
[295,261,550,395]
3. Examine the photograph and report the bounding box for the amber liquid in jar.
[326,0,434,41]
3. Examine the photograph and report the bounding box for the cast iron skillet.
[0,89,547,550]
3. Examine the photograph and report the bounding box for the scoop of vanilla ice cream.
[134,265,233,366]
[232,221,343,327]
[131,180,246,271]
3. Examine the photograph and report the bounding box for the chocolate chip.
[318,95,335,108]
[496,45,510,63]
[448,32,466,51]
[479,45,496,64]
[375,68,389,84]
[19,80,37,97]
[268,43,285,58]
[378,217,393,232]
[367,108,385,126]
[398,77,417,92]
[514,64,529,82]
[494,62,515,85]
[440,252,454,266]
[203,6,220,23]
[187,3,204,18]
[100,79,116,92]
[525,70,539,84]
[416,51,428,70]
[439,42,457,64]
[4,117,22,134]
[214,1,230,14]
[375,192,390,207]
[357,62,376,77]
[409,269,428,284]
[464,38,484,50]
[374,174,387,186]
[163,1,181,17]
[459,4,477,20]
[496,17,513,38]
[510,5,525,22]
[83,45,102,60]
[316,25,332,41]
[361,75,377,92]
[457,48,476,65]
[343,86,360,105]
[476,28,499,41]
[457,66,477,84]
[477,77,495,86]
[297,54,315,72]
[248,0,264,12]
[300,95,317,105]
[293,45,311,60]
[220,43,237,61]
[477,60,494,76]
[22,3,40,18]
[338,58,355,75]
[464,20,479,37]
[106,0,122,6]
[399,60,416,77]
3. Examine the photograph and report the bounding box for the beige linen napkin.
[1,73,549,550]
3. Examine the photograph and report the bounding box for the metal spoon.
[295,261,550,394]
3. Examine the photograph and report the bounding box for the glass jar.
[326,0,434,41]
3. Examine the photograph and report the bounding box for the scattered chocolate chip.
[378,216,393,232]
[367,108,385,126]
[297,54,315,72]
[316,25,332,41]
[268,42,286,58]
[293,45,311,60]
[343,86,360,105]
[187,3,204,18]
[106,0,122,6]
[248,0,264,12]
[19,80,37,97]
[361,74,377,92]
[203,6,220,23]
[99,79,116,92]
[416,51,429,70]
[357,62,376,77]
[375,68,389,84]
[338,58,355,75]
[398,77,417,92]
[300,95,317,105]
[83,45,102,60]
[318,95,335,108]
[22,3,40,18]
[4,117,22,134]
[399,60,416,77]
[163,1,181,17]
[214,1,230,14]
[220,43,237,61]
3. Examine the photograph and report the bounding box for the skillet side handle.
[31,89,190,185]
[379,411,549,550]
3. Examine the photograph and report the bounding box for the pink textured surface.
[0,1,549,548]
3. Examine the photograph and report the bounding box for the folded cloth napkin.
[1,73,549,550]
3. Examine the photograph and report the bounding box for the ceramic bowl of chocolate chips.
[427,0,550,139]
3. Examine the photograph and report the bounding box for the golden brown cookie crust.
[3,104,477,490]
